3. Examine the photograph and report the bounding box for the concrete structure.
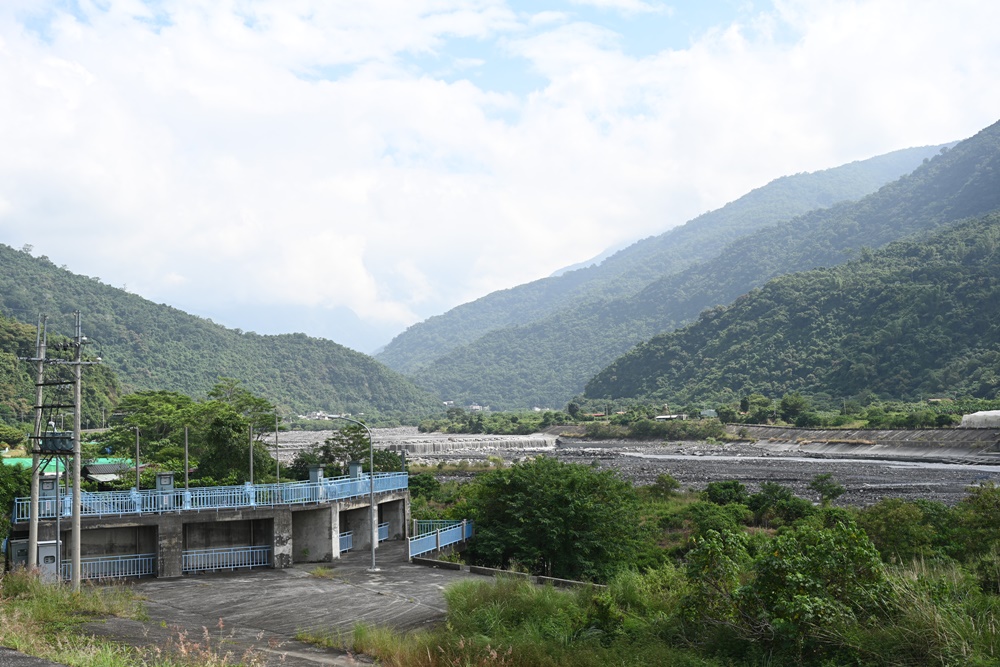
[960,410,1000,428]
[7,473,410,580]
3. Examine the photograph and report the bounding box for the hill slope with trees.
[411,120,1000,410]
[585,212,1000,404]
[377,145,944,375]
[0,250,441,418]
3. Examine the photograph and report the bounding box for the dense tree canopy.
[466,457,646,582]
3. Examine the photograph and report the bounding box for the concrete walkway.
[83,542,476,666]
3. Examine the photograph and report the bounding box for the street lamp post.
[331,415,378,572]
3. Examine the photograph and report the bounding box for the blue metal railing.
[182,545,272,573]
[414,520,465,535]
[339,531,353,553]
[408,520,473,559]
[61,553,157,580]
[378,522,389,542]
[14,472,409,522]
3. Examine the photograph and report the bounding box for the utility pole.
[27,315,46,568]
[70,311,83,591]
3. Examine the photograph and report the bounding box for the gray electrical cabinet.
[155,472,175,509]
[349,461,363,479]
[39,477,58,517]
[36,540,61,582]
[5,538,29,570]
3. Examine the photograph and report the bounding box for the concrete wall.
[291,506,335,563]
[78,526,156,557]
[341,506,372,551]
[379,498,407,541]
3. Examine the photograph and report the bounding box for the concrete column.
[158,517,183,578]
[273,508,292,569]
[331,503,341,559]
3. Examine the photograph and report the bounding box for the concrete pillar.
[158,517,183,578]
[331,503,341,559]
[273,508,292,569]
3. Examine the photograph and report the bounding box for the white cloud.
[567,0,670,16]
[0,0,998,352]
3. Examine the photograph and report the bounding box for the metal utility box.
[5,538,29,570]
[39,477,59,516]
[308,465,324,484]
[155,472,175,510]
[155,472,175,491]
[36,540,61,582]
[38,432,74,453]
[348,461,363,479]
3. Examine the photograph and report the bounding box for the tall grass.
[0,568,263,666]
[305,574,718,667]
[832,561,1000,666]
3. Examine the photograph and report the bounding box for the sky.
[1,1,999,354]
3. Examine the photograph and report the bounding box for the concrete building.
[7,469,411,580]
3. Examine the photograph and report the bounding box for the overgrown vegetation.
[308,466,1000,666]
[0,567,262,666]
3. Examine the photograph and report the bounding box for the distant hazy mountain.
[379,143,948,408]
[586,119,1000,403]
[0,247,442,418]
[584,211,1000,404]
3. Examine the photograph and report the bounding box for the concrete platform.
[82,542,476,666]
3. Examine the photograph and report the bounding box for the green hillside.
[413,120,1000,410]
[0,314,121,428]
[377,145,944,374]
[0,249,441,418]
[584,212,1000,404]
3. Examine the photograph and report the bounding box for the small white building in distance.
[959,410,1000,428]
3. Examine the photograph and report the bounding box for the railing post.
[435,529,441,553]
[461,519,467,543]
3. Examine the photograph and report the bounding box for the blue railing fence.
[15,472,409,522]
[60,553,157,581]
[182,545,272,573]
[339,531,353,553]
[378,521,389,542]
[408,520,473,559]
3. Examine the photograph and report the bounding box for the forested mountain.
[584,212,1000,403]
[0,314,121,427]
[377,145,943,375]
[411,119,1000,410]
[0,248,441,418]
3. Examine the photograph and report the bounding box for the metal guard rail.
[182,545,272,573]
[339,531,353,553]
[378,521,389,542]
[14,472,409,521]
[408,520,473,559]
[61,553,157,581]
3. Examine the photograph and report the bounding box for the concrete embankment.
[731,424,1000,463]
[276,427,555,461]
[380,434,555,455]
